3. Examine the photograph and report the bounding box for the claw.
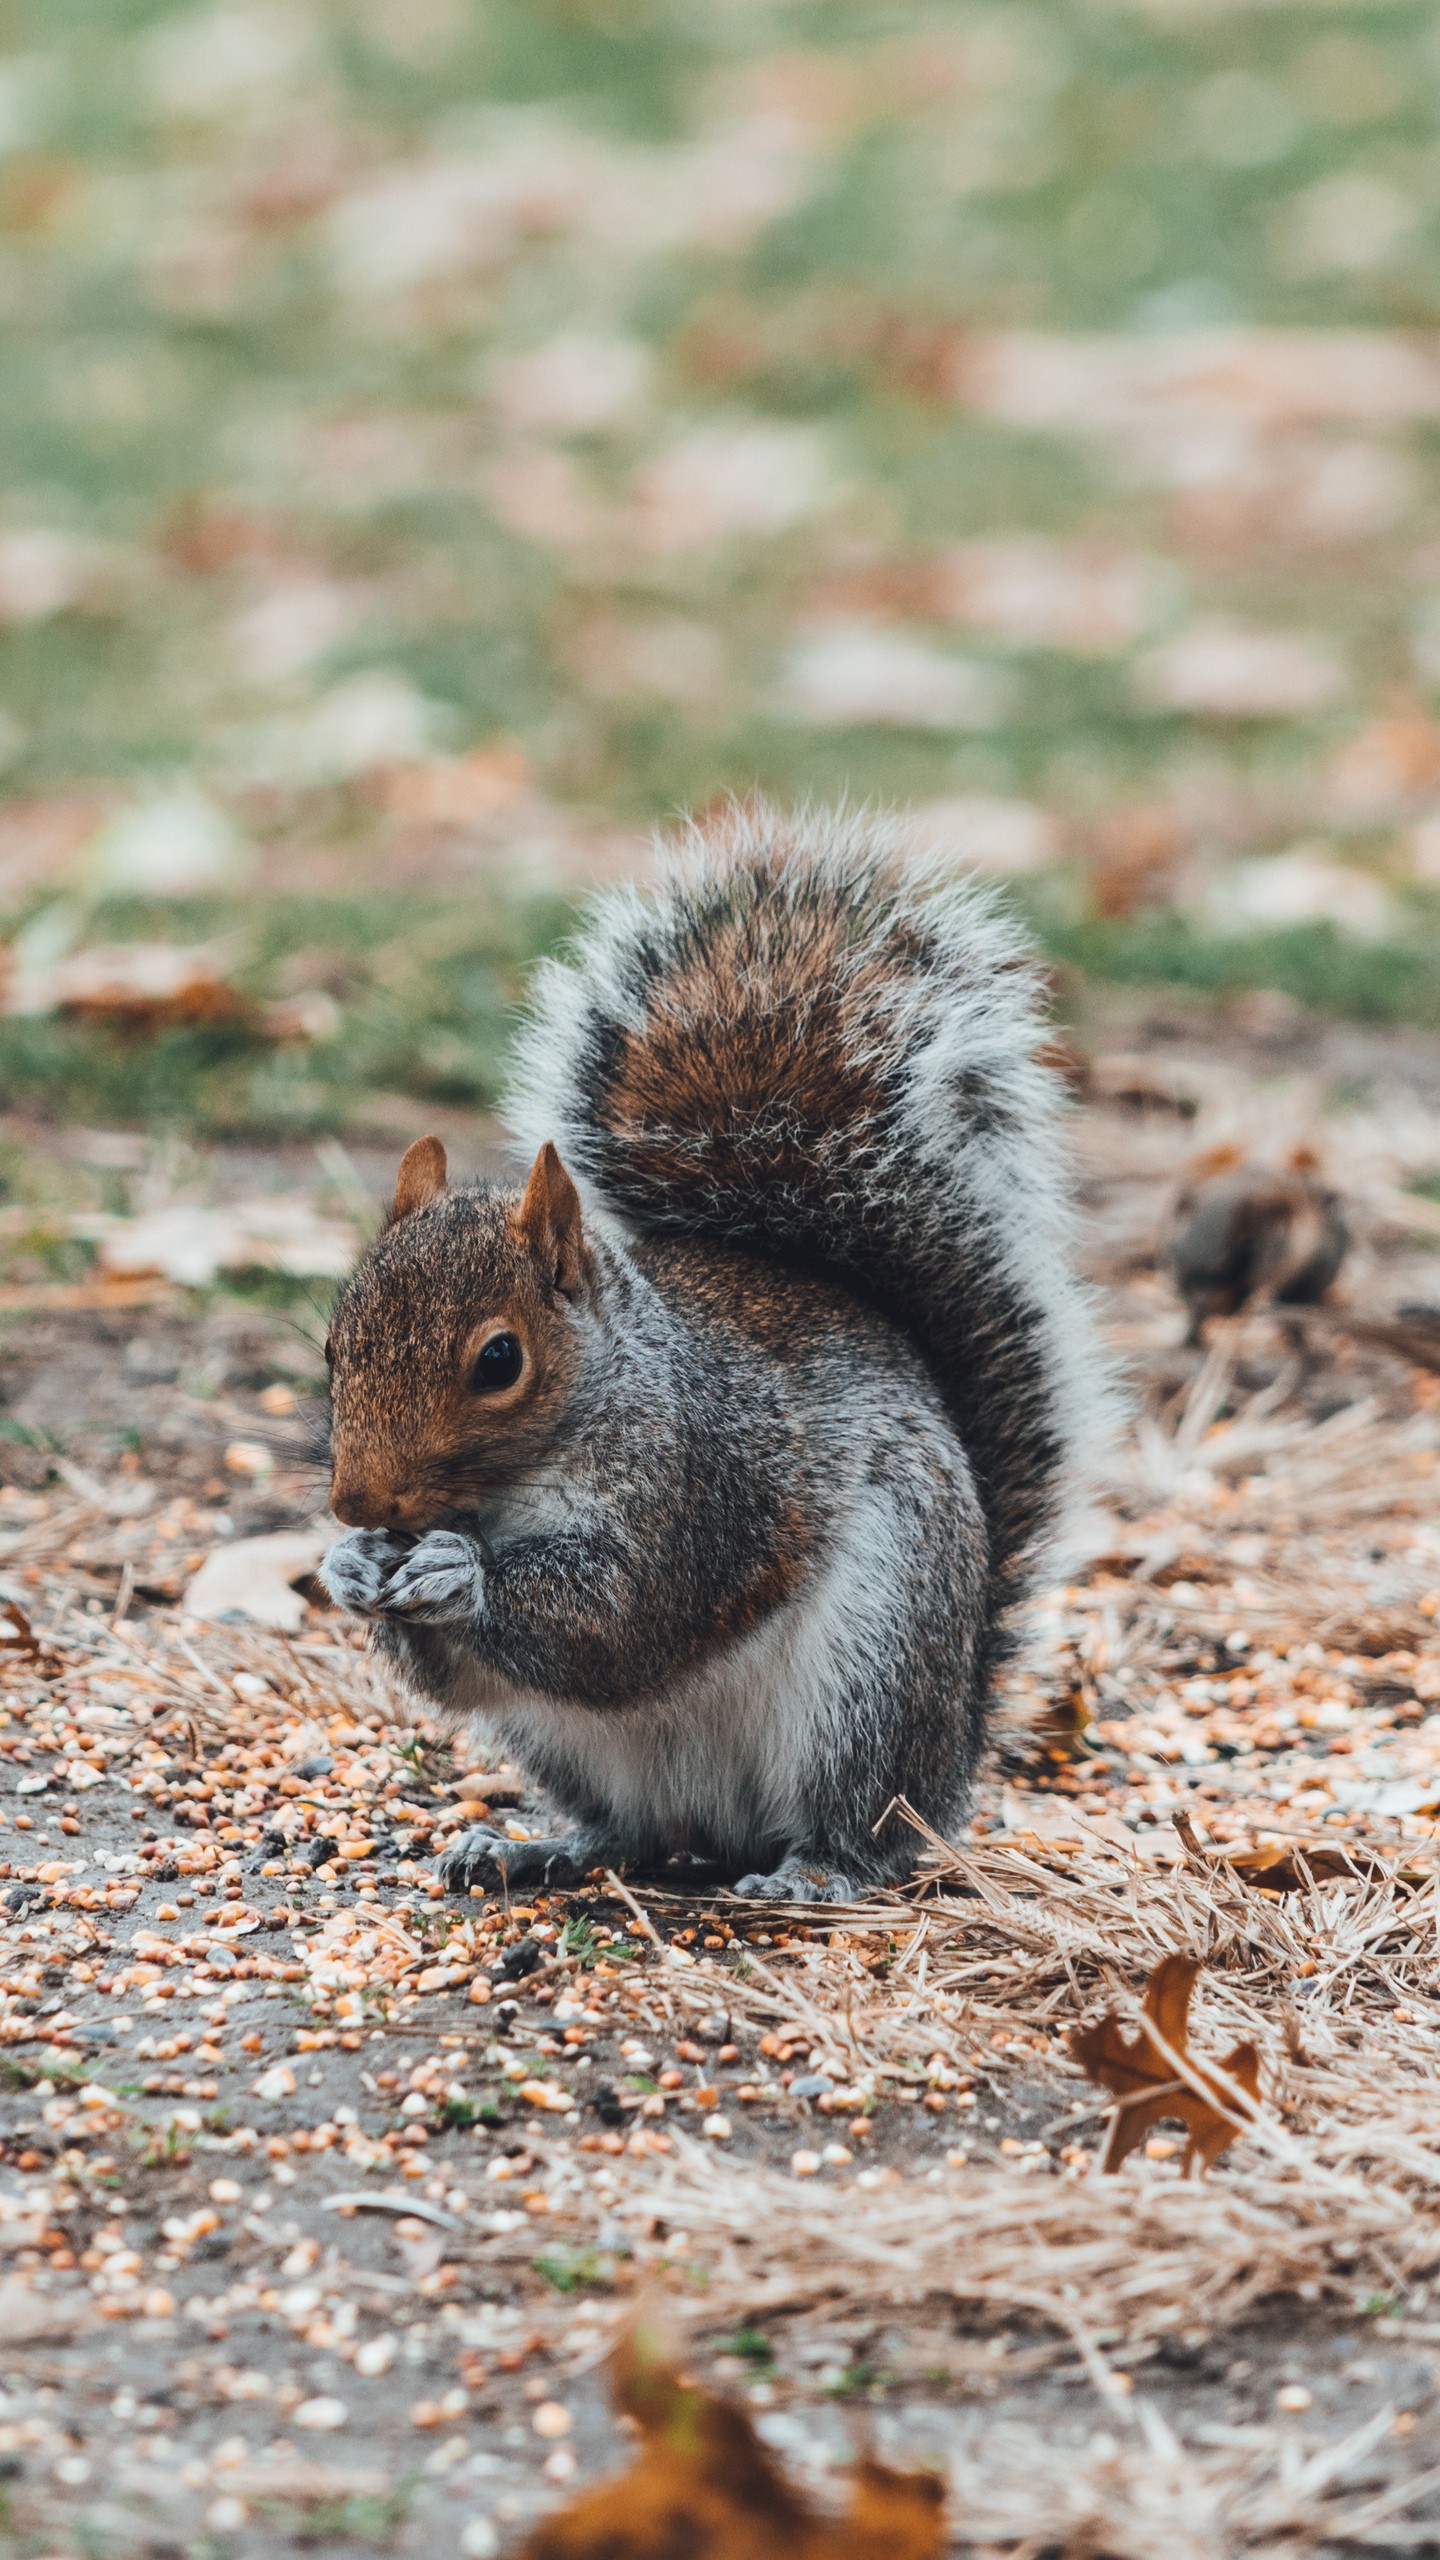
[319,1527,405,1618]
[435,1825,513,1891]
[383,1529,485,1626]
[733,1861,861,1904]
[436,1825,585,1894]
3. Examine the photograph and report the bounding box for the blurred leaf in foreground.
[520,2321,945,2560]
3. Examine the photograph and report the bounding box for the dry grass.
[556,1817,1440,2333]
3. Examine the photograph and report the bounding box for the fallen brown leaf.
[86,1197,355,1287]
[519,2322,945,2560]
[182,1527,330,1631]
[0,1601,39,1658]
[5,938,248,1030]
[0,2278,92,2343]
[1222,1837,1390,1892]
[230,2456,392,2508]
[1068,1953,1260,2176]
[1172,1808,1394,1894]
[0,1278,171,1313]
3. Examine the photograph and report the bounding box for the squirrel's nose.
[331,1481,398,1529]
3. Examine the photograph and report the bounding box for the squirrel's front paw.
[382,1529,485,1626]
[318,1527,404,1618]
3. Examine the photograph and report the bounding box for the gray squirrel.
[1166,1143,1349,1341]
[319,805,1108,1901]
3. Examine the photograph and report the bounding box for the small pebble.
[293,2398,348,2431]
[701,2113,732,2142]
[791,2149,821,2177]
[518,2079,575,2113]
[224,1440,274,1478]
[424,2434,469,2477]
[460,2523,499,2558]
[532,2401,572,2439]
[1276,2384,1313,2412]
[207,2497,249,2534]
[354,2335,396,2378]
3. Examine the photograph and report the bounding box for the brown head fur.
[326,1137,593,1531]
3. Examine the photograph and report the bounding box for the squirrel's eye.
[472,1330,524,1393]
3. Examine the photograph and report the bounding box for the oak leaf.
[0,1602,39,1660]
[1068,1953,1260,2176]
[1174,1808,1390,1893]
[1222,1838,1388,1892]
[519,2321,945,2560]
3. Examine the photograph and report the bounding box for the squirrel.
[1167,1144,1349,1343]
[319,805,1108,1903]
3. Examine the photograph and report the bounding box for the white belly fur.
[470,1480,904,1858]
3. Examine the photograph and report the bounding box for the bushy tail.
[505,804,1108,1665]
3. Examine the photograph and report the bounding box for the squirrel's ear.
[392,1134,448,1220]
[518,1141,591,1299]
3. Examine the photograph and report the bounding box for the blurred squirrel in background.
[319,807,1108,1902]
[1167,1144,1349,1343]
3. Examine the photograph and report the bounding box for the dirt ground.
[4,992,1440,2559]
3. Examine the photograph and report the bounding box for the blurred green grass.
[1041,907,1440,1025]
[5,0,1440,1134]
[0,883,571,1132]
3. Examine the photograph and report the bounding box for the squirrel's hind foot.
[732,1857,865,1906]
[436,1824,607,1894]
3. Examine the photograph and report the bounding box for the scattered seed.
[293,2398,348,2431]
